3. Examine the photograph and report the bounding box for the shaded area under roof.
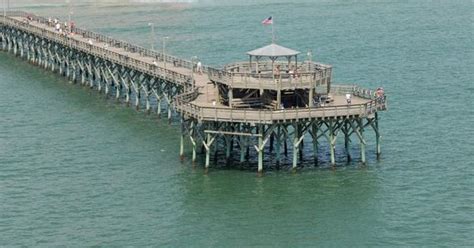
[247,43,300,57]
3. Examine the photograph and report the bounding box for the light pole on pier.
[65,1,70,21]
[148,22,155,50]
[68,10,74,32]
[3,0,6,23]
[162,36,169,69]
[3,0,9,23]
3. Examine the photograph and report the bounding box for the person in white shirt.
[197,61,203,75]
[345,93,352,104]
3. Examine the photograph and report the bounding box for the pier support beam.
[168,105,172,122]
[205,133,211,168]
[204,132,216,169]
[157,98,162,117]
[225,136,232,161]
[145,93,151,113]
[180,134,185,160]
[310,122,319,165]
[374,113,381,159]
[329,119,336,166]
[240,141,245,163]
[180,119,185,160]
[344,120,351,162]
[191,137,197,164]
[257,125,264,173]
[356,119,366,164]
[292,123,299,169]
[275,126,282,166]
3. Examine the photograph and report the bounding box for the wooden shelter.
[211,43,332,109]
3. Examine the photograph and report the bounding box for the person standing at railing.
[289,65,295,78]
[346,93,352,104]
[55,22,60,32]
[70,21,75,34]
[197,60,203,75]
[274,64,281,79]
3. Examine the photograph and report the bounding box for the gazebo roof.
[247,43,300,57]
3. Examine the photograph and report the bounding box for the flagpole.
[271,16,275,43]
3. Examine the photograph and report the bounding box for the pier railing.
[2,11,215,75]
[2,13,195,88]
[208,66,332,90]
[223,61,331,74]
[331,85,379,99]
[175,86,386,124]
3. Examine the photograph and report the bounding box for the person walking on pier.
[274,64,281,82]
[345,93,352,104]
[55,23,61,32]
[197,60,203,75]
[70,21,76,34]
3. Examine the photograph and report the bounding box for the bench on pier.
[231,98,264,108]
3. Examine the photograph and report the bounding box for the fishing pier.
[0,12,387,172]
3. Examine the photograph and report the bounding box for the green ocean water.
[1,0,473,246]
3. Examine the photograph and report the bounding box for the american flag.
[262,16,273,25]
